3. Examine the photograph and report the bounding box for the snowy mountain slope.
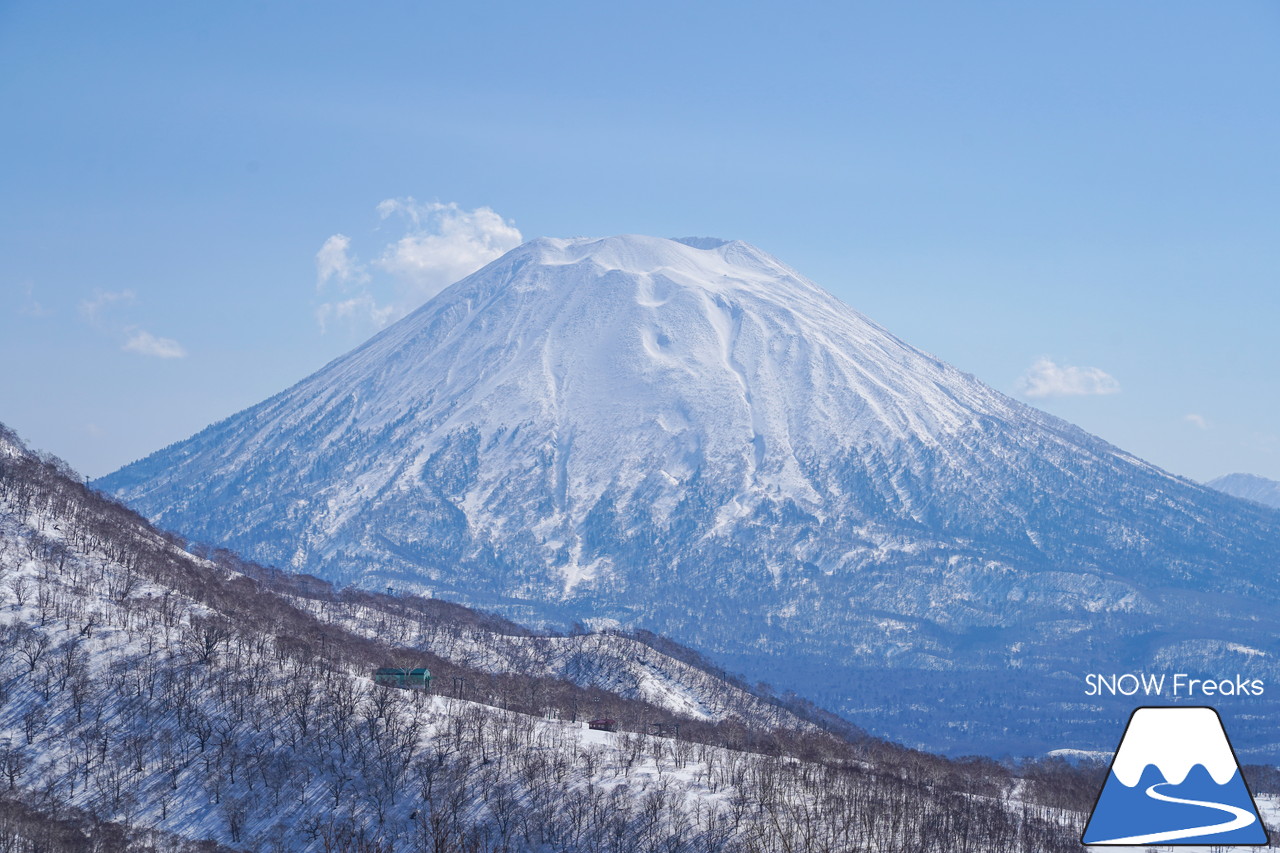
[0,424,1091,851]
[0,422,809,741]
[270,582,815,731]
[1209,473,1280,510]
[97,235,1280,755]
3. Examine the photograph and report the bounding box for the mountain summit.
[1207,472,1280,509]
[99,235,1280,754]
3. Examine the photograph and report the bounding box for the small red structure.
[587,718,618,732]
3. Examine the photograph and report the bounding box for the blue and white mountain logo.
[1082,706,1268,845]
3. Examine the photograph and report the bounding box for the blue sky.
[2,1,1277,481]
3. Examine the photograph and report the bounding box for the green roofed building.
[373,667,432,689]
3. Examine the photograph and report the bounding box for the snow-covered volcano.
[98,235,1280,754]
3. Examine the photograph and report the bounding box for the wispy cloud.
[78,289,136,324]
[315,295,395,335]
[122,328,187,359]
[316,234,367,288]
[78,289,187,358]
[1183,414,1209,430]
[1016,357,1120,398]
[373,199,523,300]
[18,282,50,317]
[314,199,522,333]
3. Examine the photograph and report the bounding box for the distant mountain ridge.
[97,235,1280,755]
[1208,472,1280,509]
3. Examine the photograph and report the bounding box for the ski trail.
[1088,781,1257,845]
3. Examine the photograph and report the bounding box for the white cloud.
[77,289,187,358]
[315,234,366,287]
[374,200,523,301]
[78,289,136,324]
[122,328,187,359]
[315,296,395,335]
[1016,357,1120,398]
[1183,413,1209,430]
[314,199,522,333]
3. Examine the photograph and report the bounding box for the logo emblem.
[1082,706,1267,845]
